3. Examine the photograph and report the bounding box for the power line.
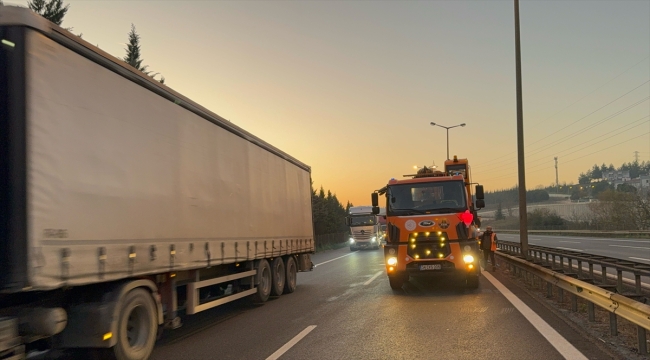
[475,79,650,169]
[527,55,650,131]
[479,100,650,173]
[563,132,650,164]
[478,131,650,183]
[527,80,650,147]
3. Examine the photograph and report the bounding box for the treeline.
[311,184,351,236]
[484,188,550,208]
[578,161,650,184]
[8,1,165,83]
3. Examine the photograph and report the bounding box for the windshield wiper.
[391,208,428,215]
[428,207,463,214]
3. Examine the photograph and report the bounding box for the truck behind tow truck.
[371,156,485,290]
[346,206,381,251]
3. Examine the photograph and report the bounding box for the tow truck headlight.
[349,238,355,244]
[387,257,398,266]
[371,237,377,242]
[463,255,475,264]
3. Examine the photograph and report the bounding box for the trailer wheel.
[284,256,297,294]
[270,257,286,296]
[112,288,157,360]
[251,259,272,303]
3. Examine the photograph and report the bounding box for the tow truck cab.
[371,157,485,290]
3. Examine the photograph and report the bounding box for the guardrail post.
[587,302,595,322]
[638,326,648,355]
[589,263,594,280]
[601,266,607,284]
[577,260,582,277]
[635,274,642,295]
[568,258,573,272]
[546,282,552,298]
[558,287,564,303]
[552,254,556,268]
[617,270,623,293]
[545,253,549,265]
[559,256,564,271]
[609,313,618,336]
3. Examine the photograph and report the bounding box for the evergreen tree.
[28,0,69,26]
[124,24,148,72]
[123,24,165,82]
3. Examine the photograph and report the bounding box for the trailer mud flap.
[298,254,313,271]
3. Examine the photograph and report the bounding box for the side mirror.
[474,212,482,227]
[345,217,351,226]
[475,199,485,209]
[371,192,379,207]
[475,185,485,200]
[372,206,380,215]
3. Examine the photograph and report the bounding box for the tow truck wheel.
[466,275,480,290]
[270,257,285,297]
[388,275,405,290]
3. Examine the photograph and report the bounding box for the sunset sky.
[5,0,649,206]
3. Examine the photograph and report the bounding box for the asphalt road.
[498,233,650,286]
[148,247,608,360]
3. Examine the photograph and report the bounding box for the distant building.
[602,170,630,184]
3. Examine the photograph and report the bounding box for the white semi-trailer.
[0,6,314,360]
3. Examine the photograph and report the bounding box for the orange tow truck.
[371,156,485,290]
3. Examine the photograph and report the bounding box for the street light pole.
[514,0,530,259]
[429,122,466,160]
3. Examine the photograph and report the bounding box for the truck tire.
[270,257,285,297]
[466,275,480,290]
[284,256,298,294]
[251,259,272,303]
[112,288,157,360]
[388,275,405,290]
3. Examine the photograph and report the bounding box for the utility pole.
[554,157,559,194]
[514,0,529,259]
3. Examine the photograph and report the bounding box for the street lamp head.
[460,123,466,127]
[430,122,436,126]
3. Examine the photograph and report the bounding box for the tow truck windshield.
[387,180,467,216]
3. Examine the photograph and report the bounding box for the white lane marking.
[558,241,581,244]
[630,257,650,263]
[609,245,650,250]
[266,325,317,360]
[482,271,588,360]
[556,247,584,252]
[313,252,357,267]
[364,271,384,286]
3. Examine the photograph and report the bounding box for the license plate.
[419,264,442,271]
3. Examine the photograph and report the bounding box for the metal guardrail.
[495,230,650,237]
[498,240,650,295]
[496,243,650,355]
